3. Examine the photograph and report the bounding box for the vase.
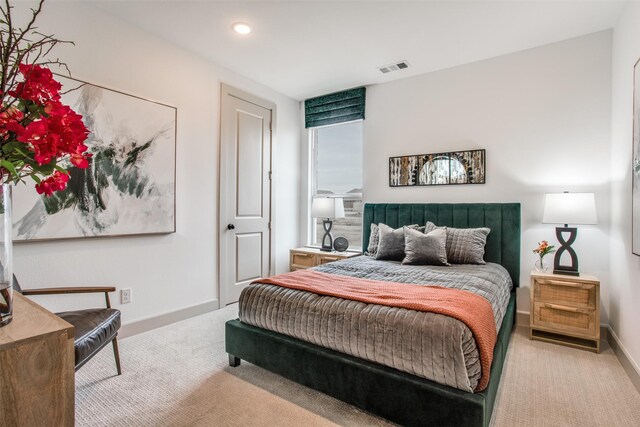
[534,257,548,273]
[0,184,13,327]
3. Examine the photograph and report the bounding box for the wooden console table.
[0,292,75,426]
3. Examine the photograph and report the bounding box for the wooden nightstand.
[290,247,360,271]
[530,271,600,353]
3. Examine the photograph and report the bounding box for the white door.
[220,85,273,306]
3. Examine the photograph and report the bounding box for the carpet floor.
[76,304,640,426]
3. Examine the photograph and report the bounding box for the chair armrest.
[21,286,117,309]
[20,286,116,296]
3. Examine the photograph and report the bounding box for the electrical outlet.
[121,288,132,304]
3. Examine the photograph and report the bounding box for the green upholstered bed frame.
[362,203,521,287]
[226,202,521,427]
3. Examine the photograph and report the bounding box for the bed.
[225,203,520,427]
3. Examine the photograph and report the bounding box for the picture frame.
[389,149,486,187]
[12,76,177,242]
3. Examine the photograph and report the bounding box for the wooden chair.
[13,276,122,375]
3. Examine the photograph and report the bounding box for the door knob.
[227,224,235,230]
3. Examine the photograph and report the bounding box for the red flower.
[2,63,90,196]
[17,119,54,165]
[35,171,69,196]
[70,152,91,168]
[15,99,90,168]
[0,106,25,140]
[8,64,61,105]
[45,100,90,157]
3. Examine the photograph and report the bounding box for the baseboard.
[119,299,219,339]
[607,326,640,394]
[600,325,608,342]
[516,310,529,326]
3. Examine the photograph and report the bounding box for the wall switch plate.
[121,288,132,304]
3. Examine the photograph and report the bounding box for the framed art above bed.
[389,149,486,187]
[226,202,521,427]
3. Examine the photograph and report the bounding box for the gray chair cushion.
[402,227,449,266]
[425,222,490,264]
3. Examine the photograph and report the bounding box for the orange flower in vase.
[533,240,556,272]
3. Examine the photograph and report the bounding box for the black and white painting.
[633,58,640,255]
[13,77,176,241]
[389,149,485,187]
[389,155,418,186]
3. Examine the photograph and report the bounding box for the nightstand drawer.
[290,252,316,268]
[534,278,596,309]
[289,248,360,271]
[318,255,342,264]
[532,301,597,338]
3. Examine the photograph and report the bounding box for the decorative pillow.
[425,221,490,264]
[366,223,381,256]
[375,223,409,261]
[367,223,420,256]
[402,227,449,266]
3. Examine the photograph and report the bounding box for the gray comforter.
[238,255,512,392]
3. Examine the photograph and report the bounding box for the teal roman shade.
[305,87,366,128]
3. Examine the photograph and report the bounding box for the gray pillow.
[366,223,381,256]
[375,223,408,261]
[402,227,449,266]
[367,223,420,256]
[425,221,490,264]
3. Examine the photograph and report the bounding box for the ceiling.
[93,1,627,100]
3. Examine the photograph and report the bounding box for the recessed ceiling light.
[232,22,252,35]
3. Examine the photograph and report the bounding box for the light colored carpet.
[76,304,640,426]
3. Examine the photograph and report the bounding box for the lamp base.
[321,219,334,252]
[553,266,580,277]
[552,226,580,276]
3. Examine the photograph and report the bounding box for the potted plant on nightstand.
[533,240,555,273]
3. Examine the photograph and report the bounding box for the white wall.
[610,0,640,377]
[12,2,300,328]
[364,31,612,317]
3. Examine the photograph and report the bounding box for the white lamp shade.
[311,197,345,219]
[542,193,597,225]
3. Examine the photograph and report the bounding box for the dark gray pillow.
[402,227,449,266]
[367,223,420,256]
[425,222,490,264]
[375,223,408,261]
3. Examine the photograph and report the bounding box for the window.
[310,121,363,249]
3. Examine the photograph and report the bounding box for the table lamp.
[311,197,345,252]
[542,192,597,276]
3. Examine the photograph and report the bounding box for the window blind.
[304,87,366,128]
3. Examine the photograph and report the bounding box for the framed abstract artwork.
[389,149,485,187]
[633,58,640,255]
[12,76,177,241]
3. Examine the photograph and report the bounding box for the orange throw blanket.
[255,269,497,392]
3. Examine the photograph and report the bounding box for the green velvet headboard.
[362,203,521,287]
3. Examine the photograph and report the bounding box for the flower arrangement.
[0,0,90,196]
[533,240,556,260]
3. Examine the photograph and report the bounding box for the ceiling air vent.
[378,60,410,74]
